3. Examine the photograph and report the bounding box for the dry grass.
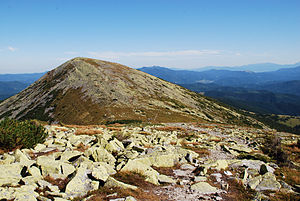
[154,126,187,132]
[152,163,181,176]
[112,171,155,189]
[77,186,164,201]
[64,124,106,129]
[279,167,300,186]
[180,141,210,157]
[107,127,122,131]
[177,132,198,139]
[283,143,300,163]
[54,127,69,132]
[75,129,103,135]
[112,133,130,142]
[209,138,222,143]
[138,131,151,135]
[74,142,90,152]
[44,175,70,191]
[222,177,255,201]
[29,148,59,160]
[268,191,300,201]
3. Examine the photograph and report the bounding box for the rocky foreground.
[0,123,299,200]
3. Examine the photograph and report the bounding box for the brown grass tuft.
[44,175,70,191]
[222,177,255,201]
[152,163,181,176]
[107,127,122,131]
[75,129,103,135]
[76,186,165,201]
[112,171,155,189]
[74,142,90,152]
[54,127,69,132]
[29,148,59,160]
[154,126,187,132]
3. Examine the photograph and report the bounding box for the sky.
[0,0,300,73]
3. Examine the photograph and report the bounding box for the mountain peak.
[0,58,261,126]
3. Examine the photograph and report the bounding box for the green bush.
[105,119,142,125]
[0,118,48,150]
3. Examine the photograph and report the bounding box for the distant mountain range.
[138,66,300,116]
[1,63,300,116]
[145,62,300,72]
[138,66,300,86]
[0,72,45,101]
[0,72,46,83]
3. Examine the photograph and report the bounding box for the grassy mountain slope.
[0,57,261,126]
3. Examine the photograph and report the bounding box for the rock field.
[0,122,299,200]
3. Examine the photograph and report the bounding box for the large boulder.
[255,172,281,191]
[85,146,116,166]
[0,163,23,186]
[65,164,99,198]
[120,158,159,185]
[36,155,75,179]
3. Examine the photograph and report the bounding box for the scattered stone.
[255,172,281,191]
[104,177,138,190]
[125,196,137,201]
[224,171,233,176]
[190,182,219,194]
[0,123,297,200]
[194,176,207,182]
[158,174,176,184]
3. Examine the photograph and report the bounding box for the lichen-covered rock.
[0,187,15,200]
[248,175,262,190]
[13,185,39,201]
[255,172,281,191]
[148,153,178,167]
[0,163,23,186]
[121,158,159,185]
[190,182,219,194]
[230,160,274,173]
[85,146,116,166]
[65,164,99,198]
[0,153,15,165]
[91,165,109,181]
[104,177,138,190]
[28,166,42,178]
[105,138,124,153]
[230,144,252,153]
[158,174,176,184]
[60,150,82,162]
[37,155,75,178]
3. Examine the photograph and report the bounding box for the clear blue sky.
[1,0,300,73]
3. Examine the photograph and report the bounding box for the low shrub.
[261,134,289,166]
[105,119,142,125]
[0,118,48,150]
